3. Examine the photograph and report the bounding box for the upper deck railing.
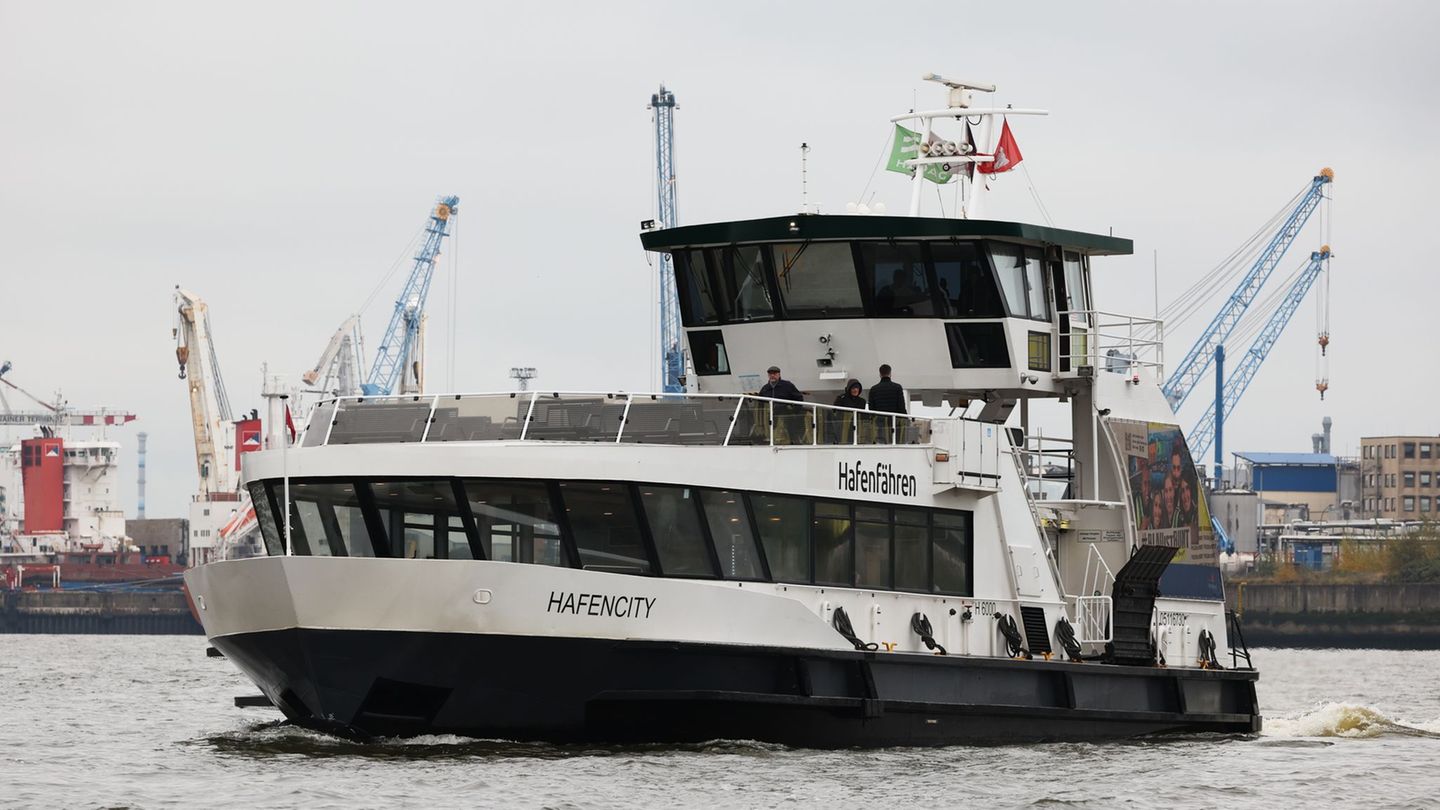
[1053,310,1165,380]
[299,391,933,450]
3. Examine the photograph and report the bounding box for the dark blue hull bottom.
[214,629,1261,747]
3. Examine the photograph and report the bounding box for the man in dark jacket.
[869,365,906,413]
[759,365,806,444]
[759,365,804,402]
[869,364,907,444]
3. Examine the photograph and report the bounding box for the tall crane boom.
[1162,169,1332,409]
[362,196,459,396]
[174,287,235,496]
[1187,247,1331,458]
[649,86,685,393]
[302,315,362,397]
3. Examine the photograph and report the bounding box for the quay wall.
[0,591,203,635]
[1227,583,1440,649]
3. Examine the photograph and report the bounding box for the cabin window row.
[671,240,1090,327]
[247,478,973,595]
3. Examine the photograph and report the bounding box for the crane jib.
[361,196,460,397]
[1161,171,1332,410]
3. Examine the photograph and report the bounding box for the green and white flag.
[885,124,952,185]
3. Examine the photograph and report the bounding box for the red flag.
[977,119,1023,174]
[284,404,297,442]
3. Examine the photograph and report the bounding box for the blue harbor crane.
[361,196,459,396]
[1188,246,1332,463]
[649,86,685,393]
[1161,169,1332,409]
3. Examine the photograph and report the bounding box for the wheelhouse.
[641,214,1142,402]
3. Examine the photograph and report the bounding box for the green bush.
[1386,524,1440,583]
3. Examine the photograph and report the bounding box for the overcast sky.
[2,1,1436,519]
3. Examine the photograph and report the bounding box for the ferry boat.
[185,76,1260,746]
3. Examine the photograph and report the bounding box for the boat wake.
[198,721,787,759]
[1263,702,1440,740]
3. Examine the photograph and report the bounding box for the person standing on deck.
[869,364,907,443]
[831,379,867,443]
[760,365,806,444]
[760,366,803,402]
[868,365,907,414]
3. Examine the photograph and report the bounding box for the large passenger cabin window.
[251,477,974,596]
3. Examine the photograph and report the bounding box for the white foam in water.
[1265,702,1440,739]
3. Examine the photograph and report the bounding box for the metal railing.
[1054,310,1165,379]
[299,391,934,450]
[1075,544,1116,643]
[1016,434,1075,501]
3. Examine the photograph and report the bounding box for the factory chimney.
[1310,417,1333,455]
[137,431,147,519]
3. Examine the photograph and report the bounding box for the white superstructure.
[1,438,127,553]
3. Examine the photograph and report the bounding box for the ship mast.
[891,74,1048,219]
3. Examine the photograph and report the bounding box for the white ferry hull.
[188,557,1260,745]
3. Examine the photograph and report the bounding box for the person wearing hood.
[833,379,867,410]
[829,379,867,444]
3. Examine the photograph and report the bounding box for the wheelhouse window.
[857,242,935,317]
[931,241,1004,318]
[712,245,775,321]
[945,322,1011,368]
[1062,251,1089,324]
[674,249,724,326]
[688,329,730,376]
[773,242,865,318]
[988,243,1049,320]
[558,482,651,574]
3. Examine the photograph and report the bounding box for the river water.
[0,636,1436,809]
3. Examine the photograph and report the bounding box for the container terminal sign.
[1111,420,1216,564]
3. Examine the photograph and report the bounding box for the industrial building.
[1360,435,1440,519]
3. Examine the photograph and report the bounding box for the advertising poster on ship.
[1112,419,1217,564]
